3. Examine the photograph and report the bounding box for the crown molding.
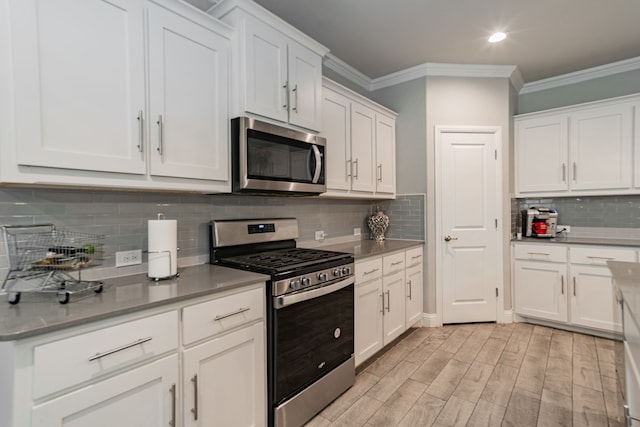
[323,54,372,91]
[520,56,640,94]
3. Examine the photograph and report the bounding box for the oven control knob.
[342,267,352,275]
[301,277,311,287]
[289,279,301,290]
[318,272,328,282]
[333,269,342,277]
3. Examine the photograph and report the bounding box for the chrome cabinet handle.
[561,276,564,295]
[587,256,614,260]
[282,82,288,109]
[527,252,550,256]
[214,307,250,321]
[353,159,359,179]
[157,115,164,155]
[191,374,199,420]
[411,255,422,260]
[364,268,379,275]
[444,235,458,242]
[385,290,390,312]
[573,162,577,181]
[562,163,566,182]
[408,280,412,300]
[391,261,403,266]
[137,110,144,153]
[377,164,383,182]
[573,276,576,296]
[292,84,298,112]
[88,337,153,362]
[169,384,176,426]
[346,159,352,178]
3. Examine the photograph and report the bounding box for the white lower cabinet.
[513,242,636,334]
[0,282,266,427]
[183,322,265,427]
[31,354,179,427]
[354,246,423,366]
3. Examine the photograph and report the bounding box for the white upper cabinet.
[211,0,327,132]
[320,78,397,199]
[10,0,147,175]
[1,0,233,192]
[147,2,229,182]
[515,94,638,197]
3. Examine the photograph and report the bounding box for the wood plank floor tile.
[366,360,419,402]
[572,384,608,427]
[304,415,332,427]
[573,333,597,356]
[515,354,547,395]
[396,392,446,427]
[432,395,475,427]
[543,369,573,397]
[365,339,418,378]
[502,388,541,427]
[489,323,515,340]
[601,375,625,425]
[480,362,519,407]
[526,330,552,359]
[439,325,475,354]
[330,395,384,427]
[537,388,573,427]
[320,371,380,421]
[453,325,495,364]
[425,358,470,400]
[549,331,573,360]
[366,379,427,427]
[474,337,507,366]
[403,339,445,364]
[467,398,506,427]
[572,362,603,392]
[410,349,453,385]
[451,361,494,403]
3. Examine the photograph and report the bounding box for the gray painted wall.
[517,68,640,114]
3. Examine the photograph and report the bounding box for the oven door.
[272,278,354,404]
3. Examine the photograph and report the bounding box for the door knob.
[444,235,458,242]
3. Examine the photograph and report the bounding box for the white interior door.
[437,127,501,324]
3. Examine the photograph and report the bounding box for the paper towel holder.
[145,248,180,281]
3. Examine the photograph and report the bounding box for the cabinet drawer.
[33,310,178,399]
[356,257,383,283]
[570,246,636,266]
[383,252,405,275]
[405,247,423,267]
[183,287,264,346]
[513,244,567,263]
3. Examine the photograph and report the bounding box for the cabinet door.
[321,88,351,192]
[355,277,383,366]
[243,15,288,123]
[570,103,633,191]
[405,264,423,327]
[571,265,622,333]
[515,114,569,194]
[383,270,406,345]
[183,322,265,427]
[350,103,376,193]
[148,5,229,182]
[10,0,146,174]
[514,260,568,322]
[31,354,178,427]
[635,103,640,189]
[375,114,396,195]
[287,41,322,131]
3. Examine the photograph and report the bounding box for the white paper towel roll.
[148,215,177,279]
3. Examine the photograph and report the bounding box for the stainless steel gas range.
[210,218,355,427]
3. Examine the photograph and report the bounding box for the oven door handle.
[275,276,354,309]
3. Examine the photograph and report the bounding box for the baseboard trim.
[421,313,439,327]
[501,309,514,324]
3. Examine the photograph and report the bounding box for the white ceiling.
[187,0,640,84]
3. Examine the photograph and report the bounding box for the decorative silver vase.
[367,211,389,241]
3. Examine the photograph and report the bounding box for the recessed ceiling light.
[488,32,507,43]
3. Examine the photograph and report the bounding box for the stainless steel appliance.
[231,117,326,195]
[210,218,354,427]
[522,207,558,237]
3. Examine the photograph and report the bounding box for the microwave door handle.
[311,145,322,184]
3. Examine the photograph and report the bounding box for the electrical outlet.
[354,227,361,236]
[315,230,326,241]
[557,225,571,233]
[116,249,142,267]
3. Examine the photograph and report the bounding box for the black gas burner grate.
[221,247,349,273]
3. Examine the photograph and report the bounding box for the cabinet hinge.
[496,288,499,297]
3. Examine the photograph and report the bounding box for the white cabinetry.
[321,78,397,199]
[211,0,327,132]
[405,246,424,327]
[513,242,636,335]
[354,246,423,367]
[0,282,267,427]
[0,0,231,192]
[515,94,638,197]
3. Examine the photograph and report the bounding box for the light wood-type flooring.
[305,322,625,427]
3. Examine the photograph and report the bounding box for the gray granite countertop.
[513,236,640,248]
[320,239,424,260]
[0,264,268,341]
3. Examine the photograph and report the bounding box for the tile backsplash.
[0,188,426,279]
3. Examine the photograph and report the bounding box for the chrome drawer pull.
[363,268,380,275]
[411,255,422,260]
[191,374,199,420]
[408,280,412,300]
[169,384,176,426]
[527,252,550,256]
[89,336,153,362]
[587,256,614,260]
[214,307,250,321]
[385,290,391,312]
[391,261,403,266]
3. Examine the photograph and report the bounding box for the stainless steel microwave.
[231,117,326,195]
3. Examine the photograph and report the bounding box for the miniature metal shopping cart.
[1,224,105,304]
